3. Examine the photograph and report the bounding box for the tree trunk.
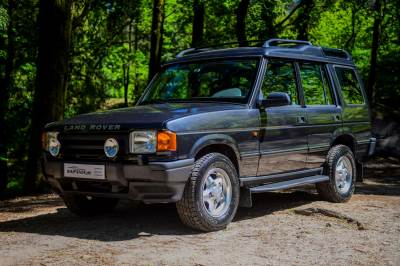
[295,0,314,40]
[0,0,16,191]
[148,0,165,81]
[367,0,382,109]
[191,0,205,47]
[133,19,140,103]
[123,22,132,107]
[344,6,358,50]
[236,0,250,46]
[259,1,276,40]
[24,0,73,192]
[123,64,129,106]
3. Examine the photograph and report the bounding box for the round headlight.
[49,137,61,157]
[104,138,119,158]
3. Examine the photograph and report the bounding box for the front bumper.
[42,158,194,203]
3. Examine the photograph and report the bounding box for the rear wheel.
[317,145,356,203]
[176,153,240,232]
[62,194,119,216]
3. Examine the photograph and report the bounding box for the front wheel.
[176,153,240,232]
[317,145,356,203]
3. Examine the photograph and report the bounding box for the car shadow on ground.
[0,162,399,242]
[0,190,317,242]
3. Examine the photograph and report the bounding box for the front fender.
[189,133,241,164]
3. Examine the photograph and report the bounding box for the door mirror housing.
[259,92,291,108]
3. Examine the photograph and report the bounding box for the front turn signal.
[157,130,177,152]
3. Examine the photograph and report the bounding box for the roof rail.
[176,40,265,58]
[321,47,351,60]
[263,38,312,47]
[176,39,351,59]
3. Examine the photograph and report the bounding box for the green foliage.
[1,0,400,193]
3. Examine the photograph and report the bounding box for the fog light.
[48,137,61,157]
[104,138,119,158]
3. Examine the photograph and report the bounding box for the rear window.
[334,67,364,105]
[299,62,334,105]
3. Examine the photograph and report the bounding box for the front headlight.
[42,131,61,157]
[129,130,157,153]
[129,130,177,154]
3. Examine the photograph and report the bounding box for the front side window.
[262,61,299,105]
[141,59,258,104]
[335,67,364,105]
[299,62,334,105]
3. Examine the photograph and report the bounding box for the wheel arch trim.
[189,134,242,174]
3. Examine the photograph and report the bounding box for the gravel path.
[0,162,399,266]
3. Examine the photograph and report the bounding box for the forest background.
[0,0,399,195]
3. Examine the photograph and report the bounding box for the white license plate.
[64,163,105,179]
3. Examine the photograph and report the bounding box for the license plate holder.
[64,163,105,180]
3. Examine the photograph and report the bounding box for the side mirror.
[259,92,291,108]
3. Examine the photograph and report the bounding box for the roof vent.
[321,47,351,60]
[263,38,312,47]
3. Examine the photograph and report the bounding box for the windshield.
[140,59,259,104]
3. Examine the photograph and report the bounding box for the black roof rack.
[176,39,314,58]
[175,38,351,62]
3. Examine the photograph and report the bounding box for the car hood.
[46,102,247,132]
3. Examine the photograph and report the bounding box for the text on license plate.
[64,163,105,179]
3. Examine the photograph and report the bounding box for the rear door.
[332,65,371,159]
[297,61,342,169]
[257,59,308,176]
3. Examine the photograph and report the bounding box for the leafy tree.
[0,0,399,193]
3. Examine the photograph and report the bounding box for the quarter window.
[335,67,364,105]
[299,62,334,105]
[262,61,299,105]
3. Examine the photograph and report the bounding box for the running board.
[250,175,329,193]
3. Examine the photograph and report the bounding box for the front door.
[257,60,308,176]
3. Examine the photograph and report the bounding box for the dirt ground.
[0,159,399,266]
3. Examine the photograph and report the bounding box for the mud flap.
[239,187,252,208]
[356,161,364,182]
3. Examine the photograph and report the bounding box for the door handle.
[297,116,306,124]
[333,114,341,122]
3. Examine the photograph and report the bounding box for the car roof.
[165,39,355,67]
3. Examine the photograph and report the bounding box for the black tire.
[62,194,119,216]
[176,153,240,232]
[316,145,356,203]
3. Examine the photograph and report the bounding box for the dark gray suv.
[42,39,376,231]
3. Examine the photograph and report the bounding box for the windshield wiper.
[140,99,168,105]
[141,99,197,105]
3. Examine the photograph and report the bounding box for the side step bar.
[250,175,329,193]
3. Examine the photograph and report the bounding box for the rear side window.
[262,61,299,105]
[334,67,364,105]
[299,62,334,105]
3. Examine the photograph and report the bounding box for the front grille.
[60,133,129,160]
